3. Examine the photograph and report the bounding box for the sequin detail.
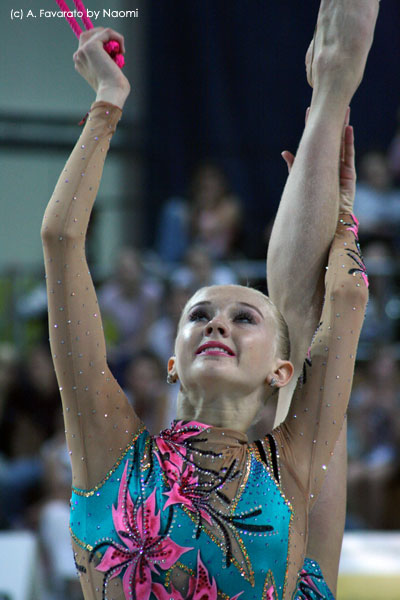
[72,424,145,497]
[91,462,192,600]
[293,558,335,599]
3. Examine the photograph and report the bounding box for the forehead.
[185,285,270,316]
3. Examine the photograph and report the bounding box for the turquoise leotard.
[71,421,334,599]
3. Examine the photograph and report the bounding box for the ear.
[268,359,294,389]
[168,356,179,381]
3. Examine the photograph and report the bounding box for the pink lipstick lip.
[196,341,235,356]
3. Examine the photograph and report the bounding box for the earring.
[270,377,277,387]
[167,373,177,385]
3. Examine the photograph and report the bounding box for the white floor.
[340,531,400,575]
[0,530,42,600]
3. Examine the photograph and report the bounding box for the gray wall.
[0,0,146,273]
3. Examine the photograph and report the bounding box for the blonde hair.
[257,292,290,361]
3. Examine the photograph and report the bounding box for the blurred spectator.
[157,161,243,262]
[98,247,162,370]
[147,281,194,366]
[388,105,400,185]
[347,345,400,529]
[190,162,243,260]
[123,350,174,434]
[358,242,400,351]
[0,344,19,529]
[156,195,189,263]
[173,245,238,291]
[38,413,82,599]
[354,151,400,248]
[0,344,18,424]
[0,342,60,528]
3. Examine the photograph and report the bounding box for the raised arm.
[41,28,142,491]
[267,0,379,425]
[271,116,358,595]
[277,212,368,502]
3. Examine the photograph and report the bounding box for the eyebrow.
[187,300,264,319]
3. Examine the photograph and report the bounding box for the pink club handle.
[72,0,93,30]
[55,0,82,36]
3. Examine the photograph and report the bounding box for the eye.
[233,310,256,324]
[188,308,210,322]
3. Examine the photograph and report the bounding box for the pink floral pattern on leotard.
[154,420,274,571]
[151,551,243,600]
[92,462,192,600]
[162,457,213,525]
[154,420,212,461]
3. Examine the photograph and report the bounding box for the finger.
[305,107,310,125]
[341,127,355,178]
[305,38,315,88]
[80,27,126,54]
[340,107,351,161]
[343,125,355,169]
[78,26,104,45]
[96,28,126,53]
[281,151,295,173]
[345,106,350,127]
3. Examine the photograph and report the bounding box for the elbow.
[41,212,80,246]
[41,223,79,250]
[335,275,369,314]
[41,217,62,245]
[346,273,369,306]
[40,215,52,243]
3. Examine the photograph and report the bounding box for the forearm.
[270,102,348,425]
[268,0,379,331]
[41,101,121,242]
[41,102,140,489]
[280,215,368,499]
[269,0,379,318]
[268,102,349,307]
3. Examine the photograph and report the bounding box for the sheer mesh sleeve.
[41,101,144,490]
[275,214,368,506]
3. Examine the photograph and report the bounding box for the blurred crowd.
[0,145,400,597]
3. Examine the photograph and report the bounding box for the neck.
[176,387,263,432]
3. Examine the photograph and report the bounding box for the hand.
[338,122,356,213]
[281,107,356,213]
[73,27,130,108]
[304,0,380,97]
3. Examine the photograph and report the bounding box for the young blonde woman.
[41,1,379,598]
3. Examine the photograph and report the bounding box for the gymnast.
[41,1,379,598]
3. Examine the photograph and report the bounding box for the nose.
[204,316,229,337]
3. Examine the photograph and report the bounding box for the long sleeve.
[41,102,143,491]
[275,214,368,506]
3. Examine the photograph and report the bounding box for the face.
[193,166,227,204]
[361,153,390,190]
[172,285,278,398]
